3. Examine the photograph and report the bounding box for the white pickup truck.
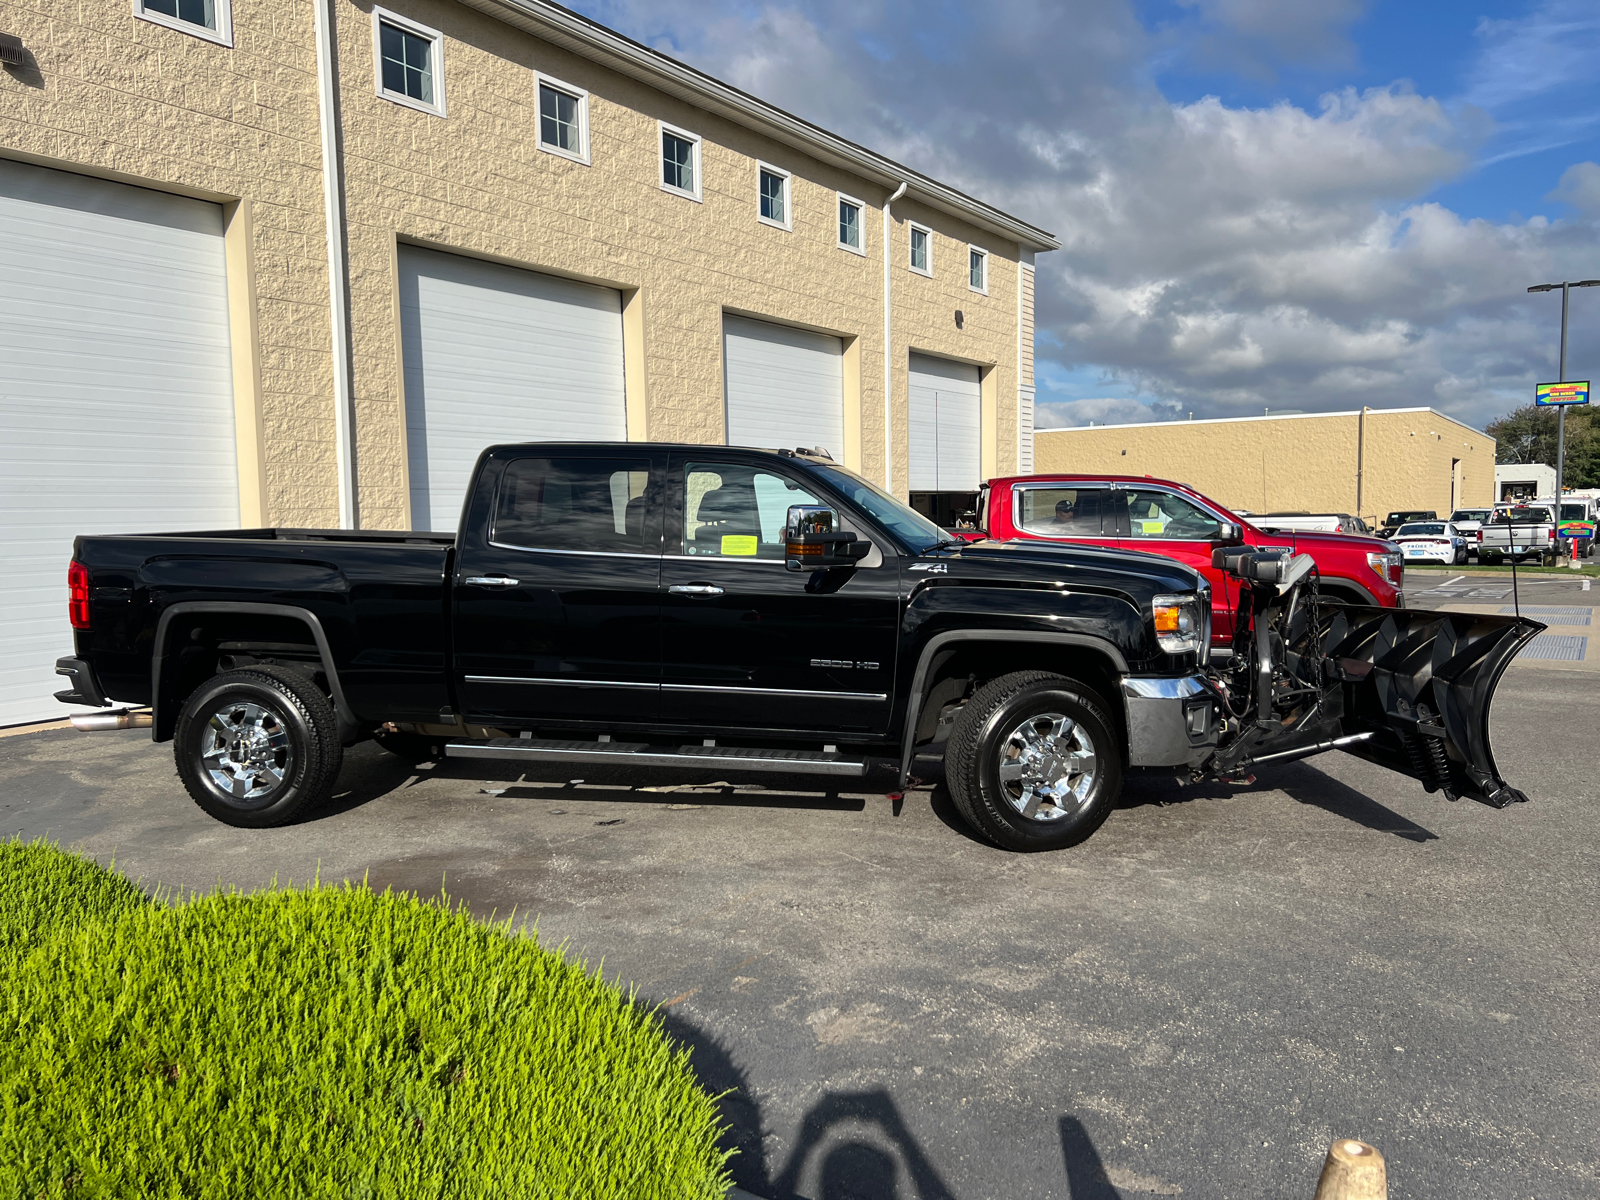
[1477,504,1557,565]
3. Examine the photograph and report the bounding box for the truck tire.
[944,671,1123,852]
[174,666,343,828]
[1482,551,1502,565]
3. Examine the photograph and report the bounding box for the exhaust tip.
[70,709,153,731]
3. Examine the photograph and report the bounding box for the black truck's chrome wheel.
[174,666,342,828]
[199,700,294,807]
[997,712,1100,822]
[945,671,1122,852]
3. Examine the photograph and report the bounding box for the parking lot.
[4,579,1597,1199]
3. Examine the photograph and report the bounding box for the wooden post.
[1313,1139,1386,1200]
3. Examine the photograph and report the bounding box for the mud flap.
[1322,605,1544,808]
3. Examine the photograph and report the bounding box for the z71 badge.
[907,562,948,573]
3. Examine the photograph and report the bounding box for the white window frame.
[372,7,446,118]
[658,121,702,202]
[133,0,233,47]
[968,244,989,295]
[908,221,932,277]
[757,162,792,232]
[536,72,591,165]
[837,192,866,255]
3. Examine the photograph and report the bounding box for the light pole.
[1527,279,1600,530]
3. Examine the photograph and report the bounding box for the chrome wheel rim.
[997,712,1098,822]
[200,700,293,808]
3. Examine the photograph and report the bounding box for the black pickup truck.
[55,444,1540,851]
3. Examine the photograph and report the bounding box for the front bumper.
[1121,674,1219,767]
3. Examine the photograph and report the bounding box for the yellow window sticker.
[721,535,758,556]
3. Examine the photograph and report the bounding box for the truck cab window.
[494,458,653,553]
[1123,489,1219,541]
[1016,486,1120,537]
[684,463,819,558]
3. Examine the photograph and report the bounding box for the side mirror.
[785,505,870,572]
[1214,521,1246,547]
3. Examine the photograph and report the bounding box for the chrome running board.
[445,737,867,777]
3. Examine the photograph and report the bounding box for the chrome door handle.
[464,575,520,587]
[668,583,724,596]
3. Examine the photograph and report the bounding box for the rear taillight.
[1548,528,1556,541]
[68,561,91,630]
[1476,529,1483,543]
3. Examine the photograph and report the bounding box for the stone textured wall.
[0,0,338,524]
[1034,410,1495,522]
[2,0,1032,528]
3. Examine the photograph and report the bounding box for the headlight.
[1367,550,1403,586]
[1152,592,1204,654]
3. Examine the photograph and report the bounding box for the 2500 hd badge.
[55,444,1540,852]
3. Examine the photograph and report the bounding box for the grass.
[0,841,731,1199]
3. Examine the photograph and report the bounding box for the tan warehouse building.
[1035,408,1495,524]
[0,0,1056,725]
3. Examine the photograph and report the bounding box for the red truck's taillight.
[68,561,91,630]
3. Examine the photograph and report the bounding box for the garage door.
[0,159,239,728]
[909,353,981,491]
[723,314,844,456]
[399,246,627,532]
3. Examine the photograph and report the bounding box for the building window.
[969,246,988,294]
[838,194,864,254]
[660,123,701,201]
[758,163,791,230]
[135,0,233,46]
[538,75,590,163]
[373,9,444,116]
[909,223,931,276]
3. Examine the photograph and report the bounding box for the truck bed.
[71,528,455,728]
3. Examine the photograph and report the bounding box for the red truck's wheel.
[945,671,1122,851]
[173,666,343,828]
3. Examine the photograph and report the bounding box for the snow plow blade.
[1322,605,1543,808]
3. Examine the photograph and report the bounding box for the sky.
[568,0,1600,432]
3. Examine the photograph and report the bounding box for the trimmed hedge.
[0,842,730,1198]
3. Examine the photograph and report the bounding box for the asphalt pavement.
[3,615,1597,1199]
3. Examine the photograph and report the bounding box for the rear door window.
[494,458,655,553]
[1016,486,1122,537]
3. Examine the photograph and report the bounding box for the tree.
[1485,403,1600,489]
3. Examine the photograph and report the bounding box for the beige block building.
[1034,408,1495,523]
[0,0,1055,724]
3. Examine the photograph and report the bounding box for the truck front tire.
[944,671,1123,852]
[174,666,343,828]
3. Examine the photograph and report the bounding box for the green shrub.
[0,838,147,963]
[0,844,730,1198]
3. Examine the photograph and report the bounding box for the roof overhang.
[455,0,1060,253]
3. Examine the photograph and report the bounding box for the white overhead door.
[909,353,981,491]
[0,159,238,728]
[399,246,627,532]
[723,314,844,456]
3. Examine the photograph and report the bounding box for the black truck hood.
[924,538,1207,597]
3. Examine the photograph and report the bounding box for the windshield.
[1398,523,1446,537]
[1450,510,1489,523]
[809,462,947,550]
[1492,507,1552,524]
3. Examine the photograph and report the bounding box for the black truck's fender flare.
[150,602,360,741]
[897,629,1131,787]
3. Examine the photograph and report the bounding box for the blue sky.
[576,0,1600,430]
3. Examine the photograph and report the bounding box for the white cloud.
[572,0,1600,430]
[1550,162,1600,214]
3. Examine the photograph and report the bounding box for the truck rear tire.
[174,666,343,828]
[944,671,1123,852]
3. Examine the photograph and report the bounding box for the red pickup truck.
[974,474,1403,648]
